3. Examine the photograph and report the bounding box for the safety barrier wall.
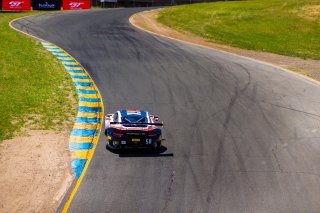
[63,0,90,10]
[32,0,61,10]
[2,0,31,10]
[0,0,222,10]
[96,0,221,7]
[1,0,91,10]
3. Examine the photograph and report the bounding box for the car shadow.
[107,145,174,158]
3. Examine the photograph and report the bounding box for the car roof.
[119,109,147,118]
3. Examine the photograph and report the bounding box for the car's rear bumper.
[107,139,160,149]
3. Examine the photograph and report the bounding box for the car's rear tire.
[154,141,161,151]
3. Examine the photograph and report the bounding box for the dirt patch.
[0,130,74,213]
[299,5,320,21]
[130,9,320,81]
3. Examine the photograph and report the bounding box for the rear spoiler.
[110,122,163,126]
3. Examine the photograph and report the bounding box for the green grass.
[158,0,320,60]
[0,12,77,141]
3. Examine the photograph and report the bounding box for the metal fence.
[95,0,221,7]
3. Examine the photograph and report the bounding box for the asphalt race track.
[14,9,320,213]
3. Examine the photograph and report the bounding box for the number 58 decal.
[145,139,152,144]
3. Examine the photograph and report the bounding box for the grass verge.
[0,12,77,141]
[158,0,320,60]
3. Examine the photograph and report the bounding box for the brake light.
[147,133,157,137]
[112,132,124,138]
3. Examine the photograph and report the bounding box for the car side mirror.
[153,116,159,122]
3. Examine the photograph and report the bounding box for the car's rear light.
[112,132,124,138]
[147,133,158,137]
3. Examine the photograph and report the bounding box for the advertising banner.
[2,0,31,10]
[32,0,61,10]
[63,0,90,10]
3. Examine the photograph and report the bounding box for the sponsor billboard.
[2,0,31,10]
[32,0,61,10]
[63,0,90,10]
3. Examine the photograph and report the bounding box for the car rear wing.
[109,122,164,126]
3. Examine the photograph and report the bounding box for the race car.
[105,109,164,150]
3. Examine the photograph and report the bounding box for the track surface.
[14,9,320,213]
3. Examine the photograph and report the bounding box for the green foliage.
[0,12,77,141]
[158,0,320,59]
